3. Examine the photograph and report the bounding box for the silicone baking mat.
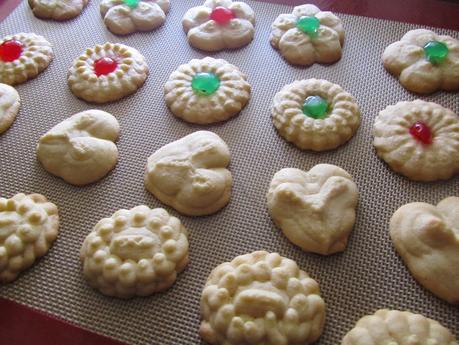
[1,1,458,344]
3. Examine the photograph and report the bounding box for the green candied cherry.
[296,16,320,38]
[423,41,449,65]
[123,0,140,8]
[191,73,221,96]
[302,96,329,119]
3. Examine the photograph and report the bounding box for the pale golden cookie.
[28,0,89,21]
[200,251,326,345]
[164,57,251,124]
[0,193,59,283]
[373,100,459,181]
[0,83,20,134]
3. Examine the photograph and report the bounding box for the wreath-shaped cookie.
[0,33,53,86]
[270,4,344,66]
[28,0,89,21]
[182,0,255,51]
[383,29,459,94]
[0,83,20,134]
[100,0,170,35]
[272,79,360,151]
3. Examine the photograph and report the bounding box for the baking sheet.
[1,1,458,344]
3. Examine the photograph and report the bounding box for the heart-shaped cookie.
[37,110,120,186]
[267,164,358,255]
[390,197,459,304]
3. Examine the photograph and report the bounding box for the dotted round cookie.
[374,100,459,181]
[0,83,20,134]
[0,33,53,86]
[272,79,360,151]
[67,42,149,103]
[81,206,189,298]
[28,0,89,21]
[200,251,326,345]
[0,193,59,283]
[164,57,251,124]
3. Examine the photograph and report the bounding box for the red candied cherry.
[409,121,432,145]
[93,57,118,77]
[0,40,23,62]
[210,7,235,25]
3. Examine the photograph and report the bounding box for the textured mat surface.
[0,1,458,344]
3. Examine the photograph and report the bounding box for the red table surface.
[1,0,459,345]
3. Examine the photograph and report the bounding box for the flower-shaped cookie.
[28,0,89,21]
[37,110,120,186]
[383,29,459,94]
[182,0,255,52]
[0,193,59,283]
[0,33,53,86]
[67,42,149,103]
[390,197,459,304]
[272,79,360,151]
[164,57,251,124]
[100,0,170,35]
[81,206,189,298]
[200,251,326,345]
[342,309,458,345]
[270,4,344,66]
[267,164,358,255]
[373,100,459,181]
[0,83,20,134]
[145,131,232,216]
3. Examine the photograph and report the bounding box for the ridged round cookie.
[200,251,326,345]
[374,100,459,181]
[272,79,360,151]
[81,206,189,298]
[342,309,458,345]
[28,0,89,21]
[0,33,53,86]
[270,4,344,66]
[67,42,149,103]
[0,193,59,283]
[0,83,20,134]
[164,57,251,124]
[100,0,169,35]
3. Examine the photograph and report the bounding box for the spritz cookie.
[272,79,360,151]
[373,100,459,181]
[200,251,326,345]
[182,0,255,52]
[383,29,459,94]
[67,42,149,103]
[0,193,59,283]
[267,164,358,255]
[37,110,120,186]
[100,0,170,35]
[28,0,89,21]
[270,4,344,66]
[390,197,459,304]
[0,83,20,134]
[145,131,232,216]
[0,33,53,86]
[342,309,458,345]
[164,57,251,124]
[81,206,189,298]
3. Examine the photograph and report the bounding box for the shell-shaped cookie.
[164,57,251,124]
[67,42,149,103]
[390,197,459,304]
[272,79,360,151]
[100,0,169,35]
[267,164,358,255]
[81,206,189,298]
[383,29,459,94]
[373,100,459,181]
[0,83,20,134]
[0,33,54,86]
[37,110,120,186]
[270,4,344,66]
[342,309,458,345]
[0,193,59,283]
[200,251,326,345]
[145,131,232,216]
[182,0,255,51]
[28,0,89,21]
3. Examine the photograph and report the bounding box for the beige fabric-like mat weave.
[1,1,458,344]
